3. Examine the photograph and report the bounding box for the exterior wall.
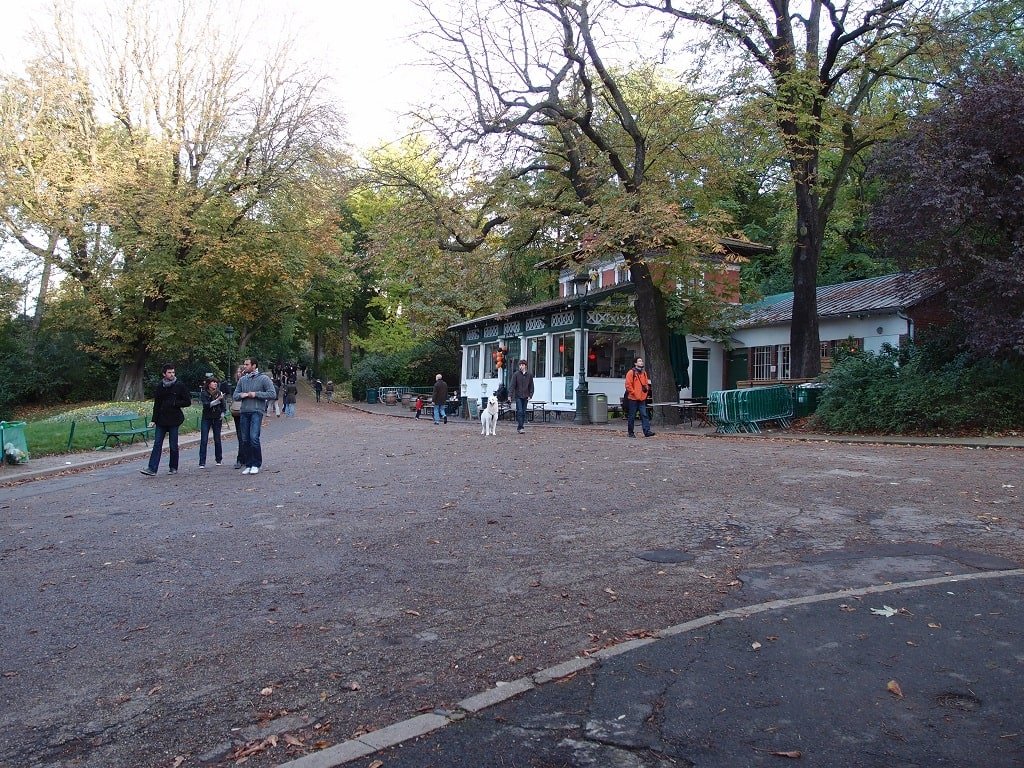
[734,313,908,354]
[703,266,742,304]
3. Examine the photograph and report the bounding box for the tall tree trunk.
[115,343,149,401]
[31,253,53,332]
[629,258,675,426]
[790,176,823,378]
[340,312,352,372]
[312,330,321,379]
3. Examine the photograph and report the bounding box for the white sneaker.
[249,466,260,475]
[241,467,252,474]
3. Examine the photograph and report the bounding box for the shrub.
[815,342,1024,433]
[350,336,461,401]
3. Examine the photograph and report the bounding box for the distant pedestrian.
[509,359,535,434]
[314,379,323,403]
[232,357,277,475]
[284,381,298,416]
[272,376,284,417]
[198,377,227,468]
[432,373,448,425]
[414,395,424,419]
[140,363,191,476]
[325,380,334,403]
[625,357,655,438]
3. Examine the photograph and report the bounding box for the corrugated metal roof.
[737,269,947,328]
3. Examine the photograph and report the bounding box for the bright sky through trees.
[0,0,432,150]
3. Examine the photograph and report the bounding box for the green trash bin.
[0,421,29,464]
[366,388,378,404]
[589,393,608,424]
[793,387,810,418]
[793,385,823,417]
[805,386,822,415]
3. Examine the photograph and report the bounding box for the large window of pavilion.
[483,342,501,377]
[466,345,481,379]
[587,331,643,378]
[552,332,575,377]
[527,337,546,377]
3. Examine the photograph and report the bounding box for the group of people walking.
[139,354,657,478]
[140,357,278,477]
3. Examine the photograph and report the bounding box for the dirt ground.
[0,407,1020,768]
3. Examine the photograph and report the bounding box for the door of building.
[726,349,749,390]
[691,347,709,398]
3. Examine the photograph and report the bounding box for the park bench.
[95,413,154,449]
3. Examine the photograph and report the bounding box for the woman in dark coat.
[198,377,227,467]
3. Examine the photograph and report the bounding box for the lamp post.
[572,271,591,425]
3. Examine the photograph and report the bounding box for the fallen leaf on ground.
[887,680,904,698]
[870,605,898,617]
[260,687,273,696]
[368,761,384,768]
[771,750,802,758]
[404,609,421,617]
[751,641,762,651]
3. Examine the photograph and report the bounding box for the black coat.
[151,379,191,427]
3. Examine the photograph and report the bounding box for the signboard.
[565,376,573,400]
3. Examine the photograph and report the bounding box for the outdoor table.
[529,401,547,422]
[672,402,698,425]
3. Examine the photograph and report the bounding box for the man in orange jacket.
[624,357,655,438]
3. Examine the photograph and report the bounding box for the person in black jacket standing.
[197,377,227,468]
[140,364,192,476]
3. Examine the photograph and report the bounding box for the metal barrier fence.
[372,386,434,404]
[707,385,794,433]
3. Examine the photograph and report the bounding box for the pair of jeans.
[238,411,263,468]
[433,404,445,423]
[147,424,179,472]
[199,417,223,465]
[627,399,651,436]
[515,397,528,430]
[284,402,295,416]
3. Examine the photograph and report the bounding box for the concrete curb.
[0,432,232,485]
[275,569,1024,768]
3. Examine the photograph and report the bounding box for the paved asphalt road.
[0,405,1021,768]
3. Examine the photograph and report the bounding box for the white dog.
[480,395,499,435]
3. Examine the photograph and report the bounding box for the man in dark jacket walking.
[140,364,192,476]
[509,359,535,434]
[432,373,448,425]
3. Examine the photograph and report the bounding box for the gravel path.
[1,407,1020,767]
